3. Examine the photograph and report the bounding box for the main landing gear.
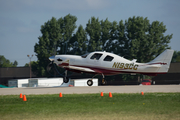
[101,74,106,85]
[102,78,106,85]
[87,74,106,86]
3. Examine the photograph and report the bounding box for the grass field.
[0,93,180,120]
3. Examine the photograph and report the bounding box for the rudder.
[148,49,174,73]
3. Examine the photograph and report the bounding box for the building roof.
[0,67,36,78]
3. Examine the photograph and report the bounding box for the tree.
[0,55,18,67]
[172,51,180,62]
[60,14,77,54]
[13,60,18,66]
[120,16,172,63]
[34,14,77,77]
[111,20,125,55]
[100,18,112,51]
[69,25,88,55]
[86,17,102,52]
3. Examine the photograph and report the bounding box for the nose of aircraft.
[49,56,55,61]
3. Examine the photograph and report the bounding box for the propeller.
[46,44,71,82]
[46,55,66,77]
[46,42,65,77]
[47,55,55,71]
[47,61,54,72]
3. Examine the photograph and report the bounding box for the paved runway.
[0,85,180,95]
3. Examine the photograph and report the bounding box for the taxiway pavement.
[0,85,180,95]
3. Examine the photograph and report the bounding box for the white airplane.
[49,49,174,86]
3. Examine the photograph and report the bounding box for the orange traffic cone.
[23,95,27,101]
[109,92,112,98]
[100,92,103,97]
[59,93,63,97]
[19,93,23,98]
[141,92,144,95]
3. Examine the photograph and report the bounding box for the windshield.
[81,53,90,58]
[90,53,103,60]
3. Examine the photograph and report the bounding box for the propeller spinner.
[49,56,55,61]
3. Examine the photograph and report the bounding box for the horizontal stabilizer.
[147,65,161,68]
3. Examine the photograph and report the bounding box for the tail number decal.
[112,62,138,70]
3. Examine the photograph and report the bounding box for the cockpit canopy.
[81,52,114,62]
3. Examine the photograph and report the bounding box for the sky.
[0,0,180,66]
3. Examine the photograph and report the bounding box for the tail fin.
[148,49,174,73]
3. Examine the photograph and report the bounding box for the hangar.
[0,67,36,85]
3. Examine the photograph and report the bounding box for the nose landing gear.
[63,70,69,83]
[63,77,69,83]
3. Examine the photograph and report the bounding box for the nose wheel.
[87,80,93,86]
[63,77,69,83]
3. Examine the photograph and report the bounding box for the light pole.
[27,55,33,78]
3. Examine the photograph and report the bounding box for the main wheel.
[87,80,93,86]
[63,77,69,83]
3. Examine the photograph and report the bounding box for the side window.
[90,53,103,60]
[104,55,114,62]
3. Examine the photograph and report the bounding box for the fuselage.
[51,51,170,76]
